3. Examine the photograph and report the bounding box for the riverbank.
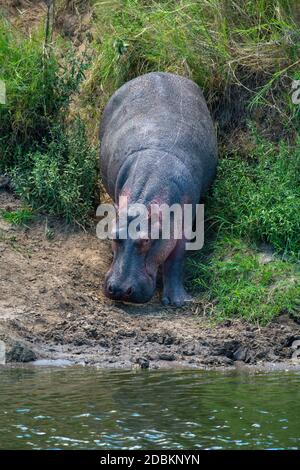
[1,190,299,370]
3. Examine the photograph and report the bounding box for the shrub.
[0,14,97,224]
[12,119,98,224]
[0,17,89,169]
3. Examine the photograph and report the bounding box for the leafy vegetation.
[0,208,34,226]
[0,14,97,223]
[12,119,98,224]
[188,237,300,324]
[207,132,300,259]
[186,127,300,323]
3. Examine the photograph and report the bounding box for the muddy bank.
[0,190,300,370]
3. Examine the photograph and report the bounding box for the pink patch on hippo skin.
[117,189,131,213]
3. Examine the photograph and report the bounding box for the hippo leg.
[162,239,192,307]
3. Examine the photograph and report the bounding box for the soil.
[1,190,300,370]
[0,0,94,45]
[0,0,47,34]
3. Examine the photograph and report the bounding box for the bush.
[12,119,98,224]
[0,17,89,169]
[0,15,97,224]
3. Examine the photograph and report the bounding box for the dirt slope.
[0,190,299,369]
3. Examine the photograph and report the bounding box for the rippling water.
[0,367,299,450]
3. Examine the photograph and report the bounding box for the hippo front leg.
[162,239,193,307]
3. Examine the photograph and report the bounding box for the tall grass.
[81,0,300,140]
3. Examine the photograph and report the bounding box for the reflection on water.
[0,367,299,450]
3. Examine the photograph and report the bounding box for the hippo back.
[100,72,217,200]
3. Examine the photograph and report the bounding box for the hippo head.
[104,213,177,304]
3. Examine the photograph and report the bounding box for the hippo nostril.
[106,283,134,299]
[126,287,133,296]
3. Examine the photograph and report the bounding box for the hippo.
[100,72,217,306]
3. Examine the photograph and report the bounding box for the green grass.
[186,129,300,323]
[188,237,300,324]
[1,208,34,226]
[91,0,298,86]
[0,16,89,167]
[81,0,300,141]
[207,131,300,259]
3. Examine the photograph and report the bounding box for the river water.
[0,367,299,450]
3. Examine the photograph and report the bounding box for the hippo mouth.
[104,275,155,304]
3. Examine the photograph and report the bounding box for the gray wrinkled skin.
[100,72,218,306]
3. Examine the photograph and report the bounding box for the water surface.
[0,367,299,450]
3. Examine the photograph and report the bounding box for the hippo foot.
[162,285,193,307]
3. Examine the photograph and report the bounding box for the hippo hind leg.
[162,239,193,307]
